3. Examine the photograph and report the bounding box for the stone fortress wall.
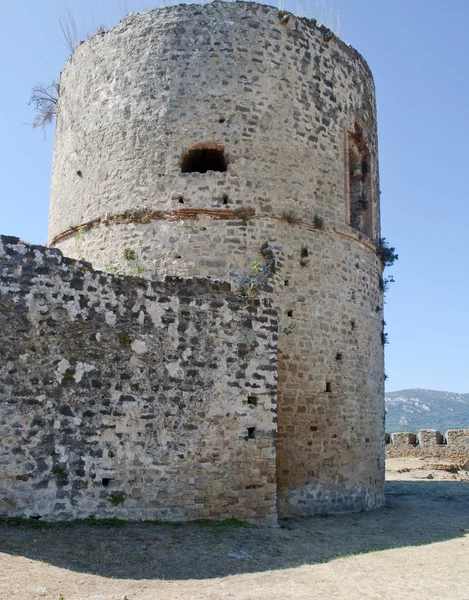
[0,236,277,522]
[47,1,386,518]
[1,1,387,521]
[386,430,469,462]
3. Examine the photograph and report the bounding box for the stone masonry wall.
[47,1,385,517]
[386,430,469,462]
[0,236,278,523]
[49,2,379,247]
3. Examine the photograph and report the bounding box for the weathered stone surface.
[49,3,379,247]
[46,2,385,517]
[0,237,277,523]
[2,2,386,520]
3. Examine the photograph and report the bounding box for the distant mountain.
[385,389,469,434]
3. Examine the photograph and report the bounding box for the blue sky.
[1,0,468,394]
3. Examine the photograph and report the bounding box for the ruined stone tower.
[47,1,385,517]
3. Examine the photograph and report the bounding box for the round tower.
[49,1,385,516]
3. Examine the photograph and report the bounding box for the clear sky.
[1,0,468,394]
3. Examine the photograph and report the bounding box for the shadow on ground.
[1,480,468,580]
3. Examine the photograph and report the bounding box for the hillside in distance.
[385,389,469,434]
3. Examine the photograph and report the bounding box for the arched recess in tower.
[347,119,374,238]
[181,143,228,173]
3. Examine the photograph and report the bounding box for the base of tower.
[277,483,385,518]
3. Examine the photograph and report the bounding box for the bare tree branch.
[28,82,59,136]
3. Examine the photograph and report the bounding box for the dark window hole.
[325,382,332,393]
[222,194,229,205]
[246,427,256,439]
[181,146,227,173]
[284,280,289,287]
[336,353,343,361]
[175,255,182,259]
[76,170,83,178]
[102,478,111,487]
[219,117,225,123]
[247,396,258,407]
[310,425,318,432]
[178,196,184,204]
[287,310,293,317]
[350,320,356,330]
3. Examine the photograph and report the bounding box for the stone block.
[418,429,443,446]
[391,432,417,446]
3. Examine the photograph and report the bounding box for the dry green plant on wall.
[57,0,187,59]
[313,214,324,229]
[281,210,299,224]
[305,0,340,33]
[107,492,126,506]
[377,237,399,268]
[116,0,130,18]
[377,237,399,346]
[58,6,78,54]
[123,248,136,261]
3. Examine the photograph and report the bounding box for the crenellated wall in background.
[386,429,469,461]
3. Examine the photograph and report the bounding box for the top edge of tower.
[64,0,374,85]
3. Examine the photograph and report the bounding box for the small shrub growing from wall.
[107,492,126,506]
[119,332,132,347]
[313,214,324,229]
[377,237,398,267]
[281,210,298,224]
[124,248,136,261]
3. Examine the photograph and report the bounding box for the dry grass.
[1,464,469,599]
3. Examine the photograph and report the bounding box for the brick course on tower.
[0,1,385,522]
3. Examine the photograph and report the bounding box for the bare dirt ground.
[1,458,469,600]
